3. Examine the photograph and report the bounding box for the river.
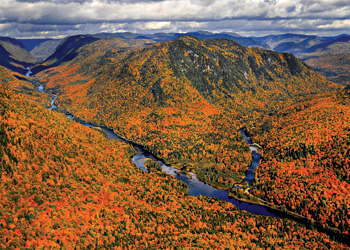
[25,67,32,77]
[42,78,279,218]
[239,128,261,187]
[65,113,279,217]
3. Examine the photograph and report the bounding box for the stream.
[25,67,32,77]
[239,128,261,187]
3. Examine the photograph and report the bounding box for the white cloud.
[0,0,349,38]
[318,19,350,29]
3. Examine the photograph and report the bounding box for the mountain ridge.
[34,35,339,189]
[0,36,37,75]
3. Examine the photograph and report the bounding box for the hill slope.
[0,65,50,107]
[30,35,100,74]
[0,37,37,74]
[29,39,62,62]
[248,87,350,235]
[2,78,348,248]
[305,54,350,85]
[35,35,338,189]
[301,37,350,85]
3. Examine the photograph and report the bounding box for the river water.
[38,85,44,93]
[239,128,261,187]
[25,67,32,77]
[49,96,57,110]
[44,82,279,218]
[65,113,279,217]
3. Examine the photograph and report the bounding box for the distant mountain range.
[92,30,270,49]
[251,33,350,56]
[1,31,349,84]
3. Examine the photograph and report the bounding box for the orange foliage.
[1,82,348,249]
[250,87,350,234]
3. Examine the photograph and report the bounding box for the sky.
[0,0,349,39]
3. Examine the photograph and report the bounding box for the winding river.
[40,76,279,218]
[70,117,279,217]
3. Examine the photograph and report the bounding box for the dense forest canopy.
[1,33,349,248]
[1,75,348,248]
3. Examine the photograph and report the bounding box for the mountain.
[251,33,350,56]
[305,54,350,85]
[251,33,331,57]
[27,39,61,62]
[1,30,269,74]
[31,35,153,74]
[31,36,155,96]
[30,35,99,74]
[34,35,338,189]
[0,37,37,74]
[251,33,350,85]
[1,68,348,249]
[0,65,50,106]
[299,36,350,85]
[274,36,328,55]
[248,86,350,236]
[185,31,269,49]
[17,38,55,51]
[92,30,270,49]
[305,35,350,55]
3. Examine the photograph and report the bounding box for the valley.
[62,94,279,218]
[1,32,350,249]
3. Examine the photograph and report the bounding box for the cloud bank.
[1,0,349,38]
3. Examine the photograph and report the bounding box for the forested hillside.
[0,65,50,107]
[1,72,348,249]
[35,35,339,188]
[305,54,350,85]
[248,87,350,236]
[0,37,37,75]
[29,39,62,62]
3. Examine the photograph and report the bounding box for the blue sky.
[1,0,349,38]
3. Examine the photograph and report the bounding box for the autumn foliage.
[0,65,50,107]
[305,54,350,86]
[250,87,350,235]
[1,72,349,248]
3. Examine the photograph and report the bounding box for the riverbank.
[229,181,350,245]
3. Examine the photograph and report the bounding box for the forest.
[1,71,349,249]
[1,34,349,248]
[247,87,350,236]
